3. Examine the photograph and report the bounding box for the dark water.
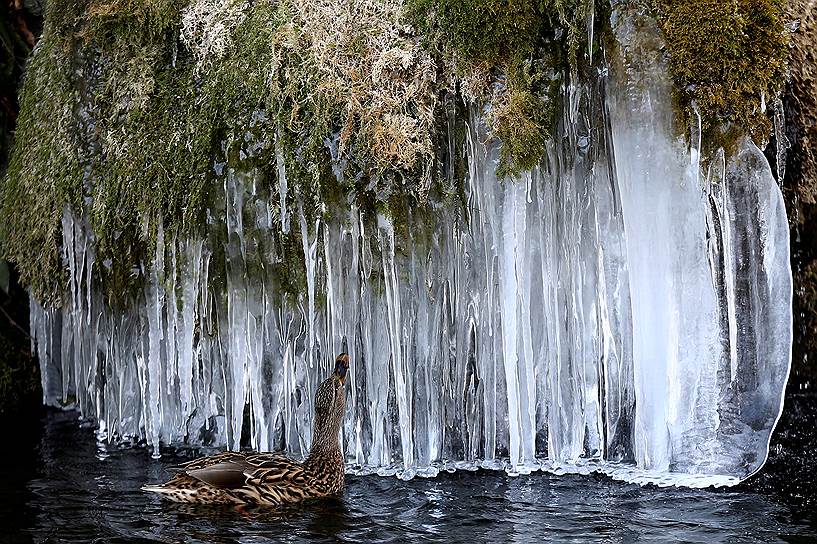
[1,405,816,544]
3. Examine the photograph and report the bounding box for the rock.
[784,0,817,386]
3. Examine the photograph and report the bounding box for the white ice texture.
[30,6,792,487]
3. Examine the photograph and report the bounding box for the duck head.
[311,353,349,452]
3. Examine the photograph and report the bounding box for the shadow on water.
[1,402,816,544]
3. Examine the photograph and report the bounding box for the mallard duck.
[141,353,350,505]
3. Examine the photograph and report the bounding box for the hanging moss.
[492,56,561,178]
[406,0,587,177]
[0,0,202,301]
[407,0,587,65]
[2,0,552,301]
[8,0,791,307]
[0,26,83,302]
[651,0,789,151]
[407,0,544,63]
[1,0,459,301]
[2,0,270,301]
[83,0,186,43]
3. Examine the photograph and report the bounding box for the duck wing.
[177,453,309,502]
[184,461,253,489]
[169,451,249,472]
[238,455,312,504]
[243,454,308,487]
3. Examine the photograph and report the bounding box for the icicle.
[276,134,290,233]
[144,220,165,458]
[299,205,320,369]
[178,239,202,429]
[773,97,789,184]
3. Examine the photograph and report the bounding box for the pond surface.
[1,405,816,544]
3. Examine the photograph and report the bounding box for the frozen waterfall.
[29,9,792,488]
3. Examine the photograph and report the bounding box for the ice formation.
[29,6,792,487]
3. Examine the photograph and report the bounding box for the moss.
[3,0,584,303]
[89,55,206,296]
[494,89,549,177]
[406,0,585,177]
[493,57,560,178]
[83,0,185,43]
[4,0,284,301]
[276,0,441,201]
[651,0,789,150]
[407,0,586,65]
[3,0,567,304]
[407,0,544,64]
[0,0,202,302]
[0,26,83,302]
[268,230,310,298]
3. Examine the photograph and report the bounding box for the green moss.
[406,0,585,177]
[493,57,560,178]
[407,0,544,64]
[0,0,204,302]
[268,230,310,298]
[2,0,574,303]
[3,0,289,301]
[43,0,91,45]
[494,89,549,177]
[3,0,589,303]
[651,0,789,150]
[407,0,586,65]
[1,27,83,302]
[84,0,185,43]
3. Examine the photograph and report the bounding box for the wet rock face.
[0,264,40,420]
[786,1,817,205]
[0,0,43,421]
[785,0,817,387]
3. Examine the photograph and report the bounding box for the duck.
[141,353,350,505]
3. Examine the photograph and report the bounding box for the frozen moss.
[83,0,185,42]
[407,0,587,65]
[279,0,440,197]
[181,0,249,70]
[492,56,560,178]
[407,0,544,64]
[2,0,456,300]
[651,0,789,150]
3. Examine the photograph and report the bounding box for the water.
[1,407,815,544]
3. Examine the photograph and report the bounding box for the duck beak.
[334,353,350,384]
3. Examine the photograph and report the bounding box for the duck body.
[142,354,349,506]
[142,450,344,505]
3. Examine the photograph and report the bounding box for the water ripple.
[0,411,815,544]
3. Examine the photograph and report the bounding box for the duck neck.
[306,418,342,463]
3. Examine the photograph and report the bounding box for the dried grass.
[285,0,438,194]
[181,0,250,70]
